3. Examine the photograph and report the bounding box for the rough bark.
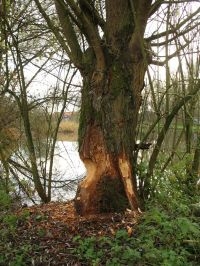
[75,48,148,215]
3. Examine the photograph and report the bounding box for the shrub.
[0,185,33,265]
[0,189,11,212]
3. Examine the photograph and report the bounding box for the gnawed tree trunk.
[74,0,151,215]
[75,64,147,214]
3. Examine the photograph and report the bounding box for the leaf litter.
[3,200,140,265]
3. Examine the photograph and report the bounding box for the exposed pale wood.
[118,154,139,210]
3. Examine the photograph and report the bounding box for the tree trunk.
[75,47,147,214]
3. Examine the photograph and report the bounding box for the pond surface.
[50,141,86,201]
[17,141,86,205]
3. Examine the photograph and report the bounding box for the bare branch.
[150,22,199,46]
[147,7,200,42]
[33,0,79,67]
[65,0,106,73]
[77,0,105,30]
[151,37,195,66]
[54,0,83,68]
[149,0,164,17]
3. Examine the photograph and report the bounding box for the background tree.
[0,0,80,204]
[137,5,200,200]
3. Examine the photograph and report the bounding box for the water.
[53,141,85,182]
[14,141,86,205]
[50,141,86,201]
